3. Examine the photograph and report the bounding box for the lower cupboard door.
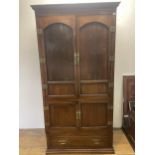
[46,102,78,127]
[80,101,108,127]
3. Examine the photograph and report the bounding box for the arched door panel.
[78,22,109,97]
[43,22,76,97]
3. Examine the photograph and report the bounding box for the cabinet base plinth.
[46,148,114,154]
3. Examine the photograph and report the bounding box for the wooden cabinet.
[122,76,135,150]
[32,2,119,154]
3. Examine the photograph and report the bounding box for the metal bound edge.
[45,122,50,126]
[42,84,47,90]
[44,106,49,111]
[37,28,43,34]
[108,105,113,110]
[108,121,113,125]
[108,82,114,88]
[109,56,114,62]
[40,58,46,64]
[109,26,116,32]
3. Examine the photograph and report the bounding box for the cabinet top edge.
[31,2,120,15]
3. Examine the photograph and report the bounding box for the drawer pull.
[58,139,67,145]
[94,141,100,145]
[92,138,100,145]
[60,142,66,145]
[124,114,129,118]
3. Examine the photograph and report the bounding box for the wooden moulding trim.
[46,147,114,154]
[48,95,76,97]
[80,94,109,96]
[80,80,108,83]
[47,81,75,84]
[31,2,120,16]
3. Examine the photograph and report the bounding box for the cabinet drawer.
[49,136,112,149]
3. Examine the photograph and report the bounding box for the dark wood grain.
[50,103,77,127]
[79,22,108,80]
[122,75,135,150]
[81,102,108,126]
[48,84,75,96]
[123,76,135,115]
[32,2,119,154]
[44,23,74,81]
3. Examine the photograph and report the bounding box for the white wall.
[114,0,135,127]
[19,0,134,128]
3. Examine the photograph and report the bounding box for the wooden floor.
[19,129,134,155]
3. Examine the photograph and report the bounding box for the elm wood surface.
[32,2,120,154]
[44,23,75,81]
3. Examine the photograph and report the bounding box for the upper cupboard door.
[77,15,113,96]
[37,16,77,98]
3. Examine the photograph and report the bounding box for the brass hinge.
[39,58,45,64]
[109,26,116,32]
[108,121,112,125]
[109,56,114,62]
[108,105,113,110]
[74,53,80,65]
[42,84,47,90]
[45,122,50,126]
[37,28,43,35]
[76,111,81,120]
[108,82,114,88]
[44,106,49,111]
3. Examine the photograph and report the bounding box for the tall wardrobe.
[32,2,120,154]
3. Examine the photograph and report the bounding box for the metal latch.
[42,84,47,90]
[108,82,114,88]
[76,110,81,120]
[40,58,45,64]
[109,26,116,32]
[37,28,43,35]
[74,53,80,65]
[109,56,114,62]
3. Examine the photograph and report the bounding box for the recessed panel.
[80,83,108,95]
[44,23,74,81]
[79,22,108,80]
[48,84,75,96]
[50,103,76,127]
[81,102,108,126]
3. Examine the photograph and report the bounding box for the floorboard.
[19,129,134,155]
